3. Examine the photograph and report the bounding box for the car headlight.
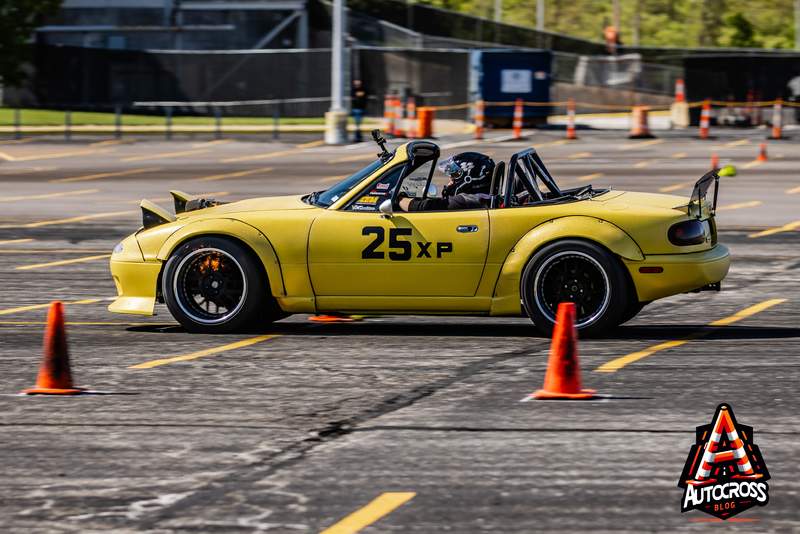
[113,242,124,254]
[668,220,707,246]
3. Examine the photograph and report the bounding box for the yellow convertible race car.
[109,132,730,336]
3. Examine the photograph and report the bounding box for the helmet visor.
[437,157,462,178]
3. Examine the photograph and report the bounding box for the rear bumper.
[108,258,162,316]
[624,244,730,302]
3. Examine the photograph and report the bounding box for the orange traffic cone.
[309,313,362,323]
[533,302,596,400]
[512,98,524,140]
[769,99,783,140]
[566,98,578,140]
[710,152,719,169]
[757,142,768,162]
[474,99,485,141]
[699,99,711,139]
[22,302,84,395]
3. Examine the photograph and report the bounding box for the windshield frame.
[306,158,386,208]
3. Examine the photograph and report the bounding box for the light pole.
[325,0,348,145]
[536,0,544,31]
[795,0,800,50]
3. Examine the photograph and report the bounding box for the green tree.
[0,0,63,87]
[723,12,761,47]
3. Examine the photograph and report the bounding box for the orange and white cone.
[512,98,524,140]
[710,152,719,169]
[699,100,711,140]
[22,302,84,395]
[405,96,417,139]
[674,78,686,103]
[770,99,783,140]
[628,106,655,139]
[474,99,485,140]
[532,302,596,400]
[393,97,405,138]
[757,142,767,162]
[383,95,395,136]
[566,98,577,140]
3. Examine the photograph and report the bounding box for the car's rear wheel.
[163,236,280,333]
[521,240,630,337]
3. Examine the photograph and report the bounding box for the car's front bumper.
[108,258,162,315]
[624,244,730,302]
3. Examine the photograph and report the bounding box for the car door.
[307,155,490,299]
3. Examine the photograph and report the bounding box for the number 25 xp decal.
[678,404,770,520]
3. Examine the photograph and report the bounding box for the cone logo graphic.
[678,404,770,519]
[22,301,84,395]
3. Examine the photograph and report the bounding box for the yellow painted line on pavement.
[577,172,604,182]
[633,160,651,168]
[122,148,209,162]
[0,188,99,202]
[296,139,325,149]
[51,166,161,184]
[91,139,129,147]
[595,298,787,373]
[0,321,171,326]
[320,174,348,183]
[749,220,800,238]
[0,249,109,254]
[716,200,762,211]
[1,210,135,229]
[320,492,416,534]
[536,139,570,148]
[618,139,664,150]
[725,139,750,147]
[742,159,763,169]
[0,238,33,245]
[787,185,800,194]
[329,153,375,164]
[0,166,55,176]
[566,151,592,159]
[195,167,273,182]
[671,152,687,159]
[15,254,110,271]
[130,334,278,369]
[0,148,111,162]
[221,147,304,163]
[0,298,101,316]
[0,138,36,145]
[193,139,233,148]
[659,181,692,193]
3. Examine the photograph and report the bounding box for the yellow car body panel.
[108,140,730,322]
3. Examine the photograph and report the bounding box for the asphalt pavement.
[0,128,799,532]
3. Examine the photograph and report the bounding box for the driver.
[398,152,495,211]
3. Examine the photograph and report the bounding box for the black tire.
[521,239,631,337]
[162,236,281,333]
[620,300,650,325]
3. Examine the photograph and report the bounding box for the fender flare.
[156,218,286,296]
[492,216,643,301]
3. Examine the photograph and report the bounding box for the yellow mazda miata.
[108,133,730,336]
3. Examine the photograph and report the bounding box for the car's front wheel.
[162,236,279,333]
[521,240,630,337]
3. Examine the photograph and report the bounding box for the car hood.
[177,194,314,219]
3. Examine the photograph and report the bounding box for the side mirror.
[379,199,393,217]
[428,183,438,197]
[718,164,737,177]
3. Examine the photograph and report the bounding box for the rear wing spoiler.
[688,170,719,219]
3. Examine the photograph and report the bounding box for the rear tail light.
[668,220,707,246]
